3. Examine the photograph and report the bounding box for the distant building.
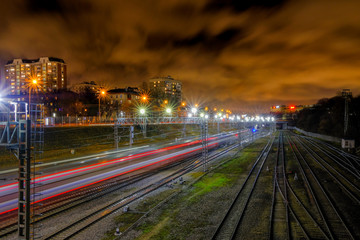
[4,57,67,95]
[270,105,307,114]
[72,81,98,92]
[107,87,140,104]
[149,76,182,104]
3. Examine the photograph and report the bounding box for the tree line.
[296,94,360,144]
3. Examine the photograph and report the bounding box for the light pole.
[28,78,39,114]
[98,90,106,122]
[139,108,146,137]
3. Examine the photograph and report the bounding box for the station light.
[188,113,193,118]
[166,108,172,114]
[191,107,197,114]
[200,113,205,118]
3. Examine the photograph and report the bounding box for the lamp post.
[139,108,146,137]
[28,78,39,115]
[98,90,106,122]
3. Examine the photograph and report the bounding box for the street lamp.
[98,90,106,122]
[139,108,146,115]
[28,77,39,113]
[165,108,172,114]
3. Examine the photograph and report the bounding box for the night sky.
[1,0,360,112]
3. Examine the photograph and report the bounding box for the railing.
[46,115,276,127]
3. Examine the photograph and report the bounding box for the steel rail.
[290,134,355,240]
[300,136,360,179]
[294,135,360,204]
[210,136,274,240]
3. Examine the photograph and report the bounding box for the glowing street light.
[165,108,172,114]
[27,76,40,113]
[98,89,106,122]
[191,107,197,114]
[139,108,146,115]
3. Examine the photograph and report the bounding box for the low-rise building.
[107,87,140,104]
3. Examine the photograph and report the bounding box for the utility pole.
[0,102,43,240]
[130,125,134,148]
[342,89,351,137]
[200,118,208,172]
[114,124,119,150]
[237,121,242,150]
[17,119,31,240]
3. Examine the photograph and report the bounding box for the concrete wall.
[289,127,342,143]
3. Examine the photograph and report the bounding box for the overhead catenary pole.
[201,118,208,172]
[342,89,351,137]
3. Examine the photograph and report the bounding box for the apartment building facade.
[4,57,67,95]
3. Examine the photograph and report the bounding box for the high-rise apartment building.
[4,57,67,95]
[149,76,182,104]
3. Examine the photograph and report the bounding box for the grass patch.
[189,173,230,201]
[138,217,171,240]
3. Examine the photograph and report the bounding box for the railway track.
[301,136,360,179]
[271,132,292,239]
[3,130,359,239]
[293,135,360,205]
[211,135,274,239]
[210,130,359,240]
[43,142,243,239]
[1,131,261,239]
[0,155,200,238]
[288,132,357,239]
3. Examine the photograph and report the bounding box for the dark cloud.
[204,0,287,13]
[0,0,360,112]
